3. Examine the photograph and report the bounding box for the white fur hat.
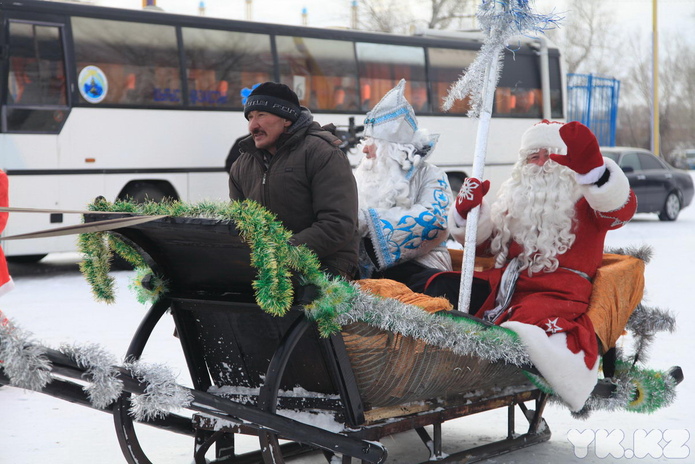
[363,79,438,151]
[519,120,567,157]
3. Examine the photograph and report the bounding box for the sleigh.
[0,206,683,464]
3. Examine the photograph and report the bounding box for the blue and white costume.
[355,79,453,278]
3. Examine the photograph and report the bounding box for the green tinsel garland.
[108,234,147,269]
[78,231,115,303]
[128,267,169,305]
[77,198,679,415]
[619,361,677,414]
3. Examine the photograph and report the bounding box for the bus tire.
[118,181,177,204]
[114,182,177,270]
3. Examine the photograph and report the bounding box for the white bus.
[0,0,564,261]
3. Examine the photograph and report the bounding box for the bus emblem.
[78,65,109,104]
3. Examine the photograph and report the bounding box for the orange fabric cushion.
[356,279,453,313]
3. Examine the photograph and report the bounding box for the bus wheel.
[119,182,175,204]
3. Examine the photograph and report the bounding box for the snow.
[2,176,694,463]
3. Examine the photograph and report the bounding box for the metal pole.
[351,1,358,29]
[652,0,660,156]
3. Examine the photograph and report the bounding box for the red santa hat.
[0,170,14,297]
[519,119,567,158]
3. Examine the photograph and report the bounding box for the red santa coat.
[474,190,637,371]
[445,157,637,410]
[0,170,13,297]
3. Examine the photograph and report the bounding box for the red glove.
[455,177,490,219]
[549,121,604,175]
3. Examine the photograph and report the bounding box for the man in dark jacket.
[229,82,359,280]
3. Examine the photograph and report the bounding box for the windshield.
[601,151,619,163]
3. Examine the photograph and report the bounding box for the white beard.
[354,140,414,210]
[490,160,583,275]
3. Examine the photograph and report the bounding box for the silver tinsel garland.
[60,342,123,409]
[624,303,676,364]
[442,0,561,116]
[1,317,190,419]
[0,318,52,391]
[125,360,193,421]
[0,240,679,419]
[337,282,532,367]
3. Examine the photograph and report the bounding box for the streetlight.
[351,1,358,29]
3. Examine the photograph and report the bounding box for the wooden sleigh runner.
[0,202,684,464]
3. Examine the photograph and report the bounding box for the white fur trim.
[519,122,567,157]
[0,278,14,298]
[477,201,494,243]
[581,158,631,212]
[575,163,606,185]
[447,206,467,244]
[447,200,492,246]
[502,321,599,411]
[452,208,466,228]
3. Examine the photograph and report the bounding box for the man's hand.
[549,121,604,175]
[455,177,490,219]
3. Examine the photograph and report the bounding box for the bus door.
[0,13,70,257]
[1,15,69,134]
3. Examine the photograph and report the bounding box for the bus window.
[356,42,426,112]
[276,36,358,112]
[182,28,273,108]
[72,17,181,106]
[496,52,542,118]
[548,55,564,118]
[427,47,477,114]
[502,88,542,117]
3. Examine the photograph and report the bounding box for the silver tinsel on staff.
[442,0,561,116]
[444,0,561,312]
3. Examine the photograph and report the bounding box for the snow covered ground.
[1,176,694,463]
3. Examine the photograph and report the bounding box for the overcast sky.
[86,0,695,44]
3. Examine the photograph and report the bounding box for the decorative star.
[544,317,562,334]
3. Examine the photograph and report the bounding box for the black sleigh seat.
[101,215,549,463]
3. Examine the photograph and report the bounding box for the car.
[668,147,695,170]
[683,148,695,170]
[600,146,694,221]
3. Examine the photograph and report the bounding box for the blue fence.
[567,73,620,147]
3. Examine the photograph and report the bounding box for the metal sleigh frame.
[2,216,557,463]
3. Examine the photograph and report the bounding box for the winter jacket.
[229,110,359,279]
